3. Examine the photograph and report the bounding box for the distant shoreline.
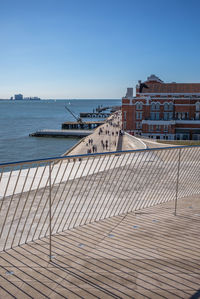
[0,98,121,101]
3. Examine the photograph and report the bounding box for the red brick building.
[122,75,200,140]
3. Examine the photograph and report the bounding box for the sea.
[0,99,121,164]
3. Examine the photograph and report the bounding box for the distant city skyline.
[1,0,200,99]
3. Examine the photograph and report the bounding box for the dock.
[95,105,121,113]
[30,129,93,138]
[96,106,111,112]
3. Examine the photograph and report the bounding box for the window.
[150,112,155,120]
[151,102,160,111]
[176,112,188,120]
[164,125,168,132]
[123,111,127,120]
[169,103,173,111]
[123,121,126,129]
[151,103,156,111]
[149,125,154,132]
[195,112,200,120]
[156,103,160,110]
[164,112,173,120]
[136,122,142,129]
[164,102,173,111]
[156,125,160,131]
[169,112,173,120]
[136,102,143,110]
[156,112,160,120]
[164,112,168,120]
[196,102,200,111]
[164,103,169,111]
[136,111,143,120]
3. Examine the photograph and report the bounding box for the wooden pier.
[30,129,93,138]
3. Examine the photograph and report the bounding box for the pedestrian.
[105,140,108,150]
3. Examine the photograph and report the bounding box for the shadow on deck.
[0,196,200,299]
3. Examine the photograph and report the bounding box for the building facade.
[122,75,200,140]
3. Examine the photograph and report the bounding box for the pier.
[95,105,120,113]
[30,129,93,138]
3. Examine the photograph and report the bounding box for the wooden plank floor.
[0,195,200,298]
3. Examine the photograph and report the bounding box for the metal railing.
[0,146,200,254]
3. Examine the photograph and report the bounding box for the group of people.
[87,144,97,154]
[85,110,122,154]
[101,139,109,150]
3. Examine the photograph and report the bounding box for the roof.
[140,82,200,94]
[62,120,104,125]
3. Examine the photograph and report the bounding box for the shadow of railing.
[0,198,200,298]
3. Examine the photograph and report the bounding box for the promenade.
[65,111,146,156]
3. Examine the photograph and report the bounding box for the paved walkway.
[64,111,146,156]
[65,111,122,156]
[0,195,200,298]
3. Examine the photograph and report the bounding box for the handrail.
[0,146,199,255]
[0,144,199,167]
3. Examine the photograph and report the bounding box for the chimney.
[126,88,133,98]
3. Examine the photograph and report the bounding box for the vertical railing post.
[174,148,181,216]
[49,161,52,262]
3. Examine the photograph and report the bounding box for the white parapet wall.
[123,132,147,150]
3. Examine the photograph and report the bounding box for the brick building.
[122,75,200,140]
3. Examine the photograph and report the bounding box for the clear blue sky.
[1,0,200,99]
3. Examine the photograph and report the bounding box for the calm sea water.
[0,99,121,164]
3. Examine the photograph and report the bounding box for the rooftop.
[0,145,199,298]
[0,195,200,298]
[138,75,200,94]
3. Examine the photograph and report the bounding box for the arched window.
[136,102,143,110]
[151,102,156,111]
[164,103,169,111]
[156,102,160,110]
[196,102,200,111]
[169,102,173,111]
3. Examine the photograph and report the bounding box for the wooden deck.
[0,195,200,298]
